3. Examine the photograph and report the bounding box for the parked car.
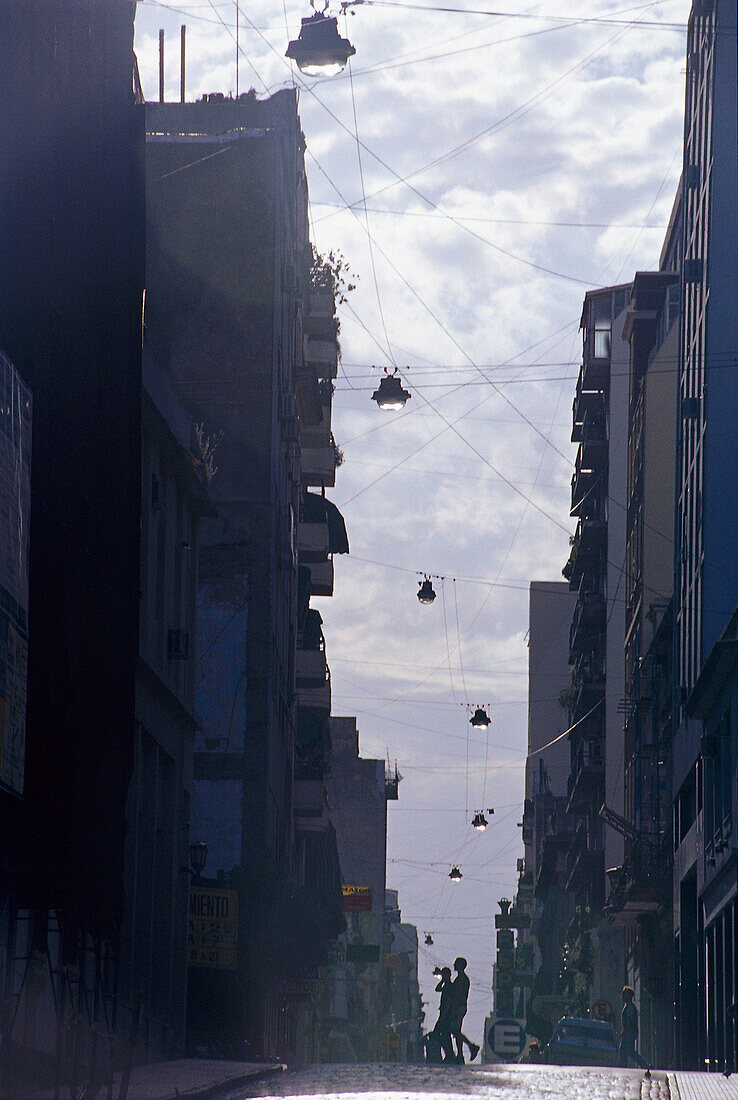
[545,1017,618,1066]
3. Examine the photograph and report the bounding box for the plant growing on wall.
[193,423,224,485]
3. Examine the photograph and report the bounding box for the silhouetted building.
[0,0,144,1089]
[119,349,215,1057]
[384,891,422,1062]
[326,717,399,1060]
[519,582,575,1040]
[145,89,347,1058]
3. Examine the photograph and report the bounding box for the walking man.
[432,967,456,1063]
[450,957,480,1063]
[619,986,649,1069]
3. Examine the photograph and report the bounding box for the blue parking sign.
[488,1017,526,1058]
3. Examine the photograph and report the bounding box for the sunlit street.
[234,1064,665,1100]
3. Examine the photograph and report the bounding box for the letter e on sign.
[489,1017,526,1058]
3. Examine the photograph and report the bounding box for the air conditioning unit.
[167,628,189,661]
[682,396,700,419]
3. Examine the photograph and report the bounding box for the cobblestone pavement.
[227,1063,662,1100]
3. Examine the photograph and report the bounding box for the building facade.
[145,90,348,1058]
[119,349,215,1058]
[326,716,399,1060]
[0,1,144,1091]
[672,0,738,1069]
[560,285,631,1019]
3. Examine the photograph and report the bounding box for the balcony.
[571,450,599,514]
[299,520,330,561]
[567,739,605,810]
[580,336,610,390]
[570,657,605,723]
[303,309,338,339]
[605,842,670,924]
[306,559,334,597]
[568,516,606,587]
[297,667,331,712]
[301,443,336,488]
[303,335,338,380]
[565,820,603,894]
[572,380,604,436]
[569,586,606,658]
[297,647,327,686]
[308,289,335,318]
[294,778,329,832]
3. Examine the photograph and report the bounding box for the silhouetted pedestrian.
[450,957,480,1063]
[619,986,649,1069]
[432,967,456,1062]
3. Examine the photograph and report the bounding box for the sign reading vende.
[189,885,238,969]
[342,884,372,911]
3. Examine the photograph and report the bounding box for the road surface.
[229,1063,667,1100]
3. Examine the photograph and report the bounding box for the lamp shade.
[371,371,411,410]
[286,12,356,77]
[417,578,436,604]
[470,707,491,729]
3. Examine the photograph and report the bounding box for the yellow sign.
[189,885,238,970]
[342,884,372,911]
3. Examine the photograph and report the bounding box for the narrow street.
[230,1064,667,1100]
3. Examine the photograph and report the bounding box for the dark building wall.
[145,95,307,869]
[0,0,144,934]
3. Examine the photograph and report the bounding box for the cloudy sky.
[135,0,688,1044]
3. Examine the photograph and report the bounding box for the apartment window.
[592,295,612,359]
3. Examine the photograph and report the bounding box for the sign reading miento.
[342,884,372,911]
[189,885,238,969]
[487,1017,526,1059]
[0,352,31,798]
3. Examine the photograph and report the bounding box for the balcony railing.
[569,587,606,658]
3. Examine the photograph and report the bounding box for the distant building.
[326,717,399,1060]
[519,581,576,1040]
[384,890,423,1062]
[672,0,738,1070]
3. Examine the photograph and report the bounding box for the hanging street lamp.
[448,865,463,882]
[417,576,436,604]
[425,932,434,946]
[286,1,356,77]
[470,706,491,729]
[471,810,488,830]
[371,368,411,410]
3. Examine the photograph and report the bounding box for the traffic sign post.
[486,1017,526,1061]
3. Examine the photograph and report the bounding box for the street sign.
[188,885,238,969]
[592,998,613,1021]
[487,1017,526,1059]
[342,884,372,911]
